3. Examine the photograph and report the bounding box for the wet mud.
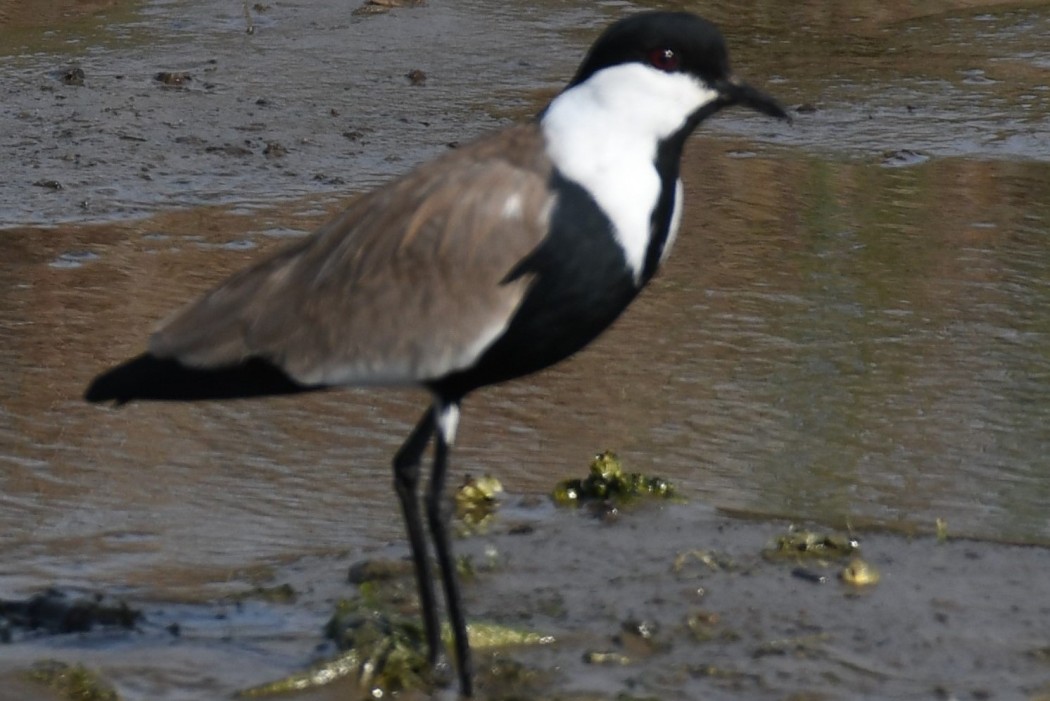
[3,503,1048,700]
[2,0,1050,699]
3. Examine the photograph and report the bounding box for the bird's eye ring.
[647,48,680,72]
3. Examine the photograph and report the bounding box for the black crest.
[567,12,731,88]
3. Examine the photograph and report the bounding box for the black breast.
[430,172,640,401]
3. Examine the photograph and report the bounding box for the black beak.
[716,76,791,122]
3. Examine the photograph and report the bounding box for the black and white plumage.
[85,11,787,696]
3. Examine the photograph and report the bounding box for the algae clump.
[26,661,119,701]
[553,451,677,506]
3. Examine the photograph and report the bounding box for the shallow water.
[2,0,1050,698]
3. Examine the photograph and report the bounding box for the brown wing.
[149,123,556,387]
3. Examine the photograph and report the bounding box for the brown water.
[2,1,1050,699]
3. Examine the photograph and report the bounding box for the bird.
[85,10,788,697]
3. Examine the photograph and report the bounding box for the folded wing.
[149,124,556,389]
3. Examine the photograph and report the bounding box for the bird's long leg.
[427,401,473,697]
[392,407,442,668]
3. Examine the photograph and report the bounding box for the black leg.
[392,407,442,668]
[427,402,474,697]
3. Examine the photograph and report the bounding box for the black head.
[568,11,789,122]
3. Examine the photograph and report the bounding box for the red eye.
[647,47,680,72]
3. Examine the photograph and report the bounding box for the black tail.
[84,353,316,404]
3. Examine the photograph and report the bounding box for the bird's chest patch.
[544,144,664,282]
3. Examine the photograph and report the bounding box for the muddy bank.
[0,0,127,30]
[0,0,604,226]
[3,501,1049,700]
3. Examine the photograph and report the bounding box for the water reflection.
[659,149,1050,541]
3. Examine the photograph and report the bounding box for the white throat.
[541,63,718,281]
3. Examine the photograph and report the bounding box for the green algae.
[552,451,677,506]
[25,661,119,701]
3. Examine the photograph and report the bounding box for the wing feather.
[149,124,555,388]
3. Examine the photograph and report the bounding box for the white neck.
[540,63,717,281]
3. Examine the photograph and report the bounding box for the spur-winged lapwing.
[86,11,788,696]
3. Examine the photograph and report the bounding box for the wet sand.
[0,0,124,29]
